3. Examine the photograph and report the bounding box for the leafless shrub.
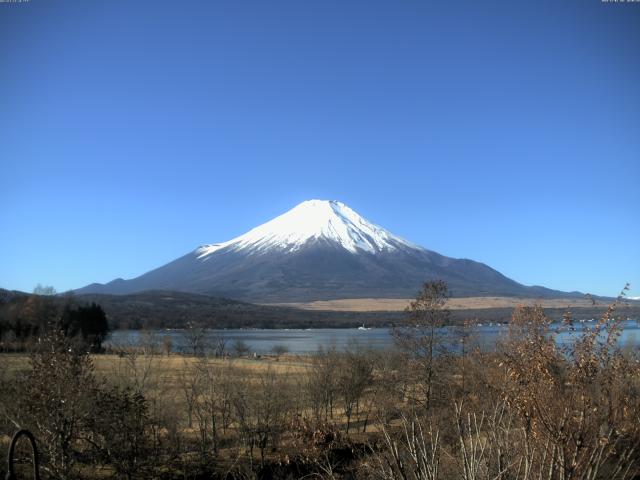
[108,331,166,399]
[178,360,200,429]
[232,367,293,468]
[336,344,374,434]
[288,415,344,479]
[373,410,441,480]
[233,339,251,358]
[271,344,289,359]
[191,356,237,456]
[212,332,227,358]
[89,386,150,480]
[182,322,207,356]
[499,285,640,480]
[20,328,98,480]
[306,346,339,423]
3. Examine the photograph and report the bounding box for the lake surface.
[106,319,640,355]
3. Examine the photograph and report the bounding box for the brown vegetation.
[268,296,616,312]
[1,283,639,480]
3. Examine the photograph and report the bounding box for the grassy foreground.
[2,297,640,480]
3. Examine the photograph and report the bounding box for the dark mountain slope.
[76,200,582,302]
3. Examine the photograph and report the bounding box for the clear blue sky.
[1,0,638,298]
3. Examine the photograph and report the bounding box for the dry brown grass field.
[268,296,600,311]
[0,352,312,374]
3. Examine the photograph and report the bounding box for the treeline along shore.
[2,288,638,338]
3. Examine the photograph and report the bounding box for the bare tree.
[33,284,57,296]
[192,357,237,456]
[393,280,450,410]
[110,334,162,396]
[161,335,173,356]
[233,339,250,358]
[178,360,200,429]
[90,386,150,480]
[337,344,374,434]
[212,332,227,358]
[232,367,292,467]
[271,344,289,359]
[183,322,207,356]
[306,345,339,422]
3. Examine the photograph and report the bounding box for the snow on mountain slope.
[75,199,580,301]
[196,199,418,257]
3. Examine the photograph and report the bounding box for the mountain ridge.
[76,200,583,302]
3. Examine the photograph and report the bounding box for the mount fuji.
[77,200,574,302]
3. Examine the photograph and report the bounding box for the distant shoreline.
[264,296,631,312]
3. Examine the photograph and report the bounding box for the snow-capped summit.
[196,199,416,257]
[76,200,576,302]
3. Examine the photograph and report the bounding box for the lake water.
[106,319,640,355]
